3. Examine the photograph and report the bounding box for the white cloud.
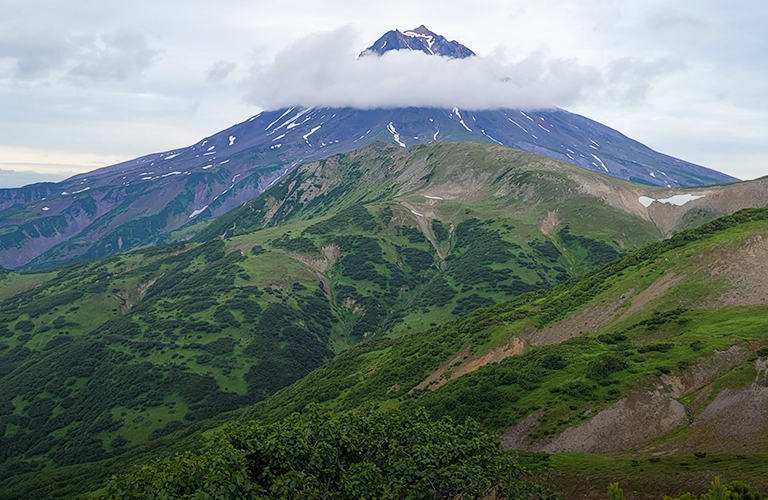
[605,56,685,104]
[244,27,686,111]
[206,61,237,83]
[67,30,161,82]
[0,29,160,84]
[644,6,706,32]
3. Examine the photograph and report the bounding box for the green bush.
[637,343,674,354]
[619,476,766,500]
[106,405,544,500]
[586,354,628,380]
[271,235,319,254]
[431,219,449,241]
[14,320,34,332]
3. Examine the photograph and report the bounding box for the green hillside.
[87,207,768,498]
[0,143,678,481]
[1,207,766,498]
[233,208,768,433]
[1,142,767,498]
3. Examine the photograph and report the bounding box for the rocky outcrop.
[502,345,756,454]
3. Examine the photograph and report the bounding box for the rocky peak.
[360,25,476,59]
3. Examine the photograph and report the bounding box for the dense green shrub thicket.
[303,205,377,235]
[608,477,765,500]
[106,405,546,500]
[243,207,768,432]
[558,226,622,268]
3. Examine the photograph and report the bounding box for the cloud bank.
[244,27,680,111]
[0,30,160,83]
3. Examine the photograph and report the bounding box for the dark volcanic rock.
[360,25,476,59]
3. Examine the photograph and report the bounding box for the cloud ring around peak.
[243,27,677,111]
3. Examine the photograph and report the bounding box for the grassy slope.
[2,143,766,498]
[237,209,768,421]
[0,142,676,492]
[4,207,763,500]
[227,208,768,497]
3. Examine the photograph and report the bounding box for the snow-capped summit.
[360,25,475,59]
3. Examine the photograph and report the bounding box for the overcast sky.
[1,0,766,187]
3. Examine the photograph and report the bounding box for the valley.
[0,141,767,498]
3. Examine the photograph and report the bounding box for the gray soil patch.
[501,345,754,454]
[538,210,562,236]
[617,271,682,322]
[709,234,768,306]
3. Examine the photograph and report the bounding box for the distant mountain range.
[0,26,738,270]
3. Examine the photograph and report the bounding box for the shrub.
[635,476,766,500]
[586,354,628,380]
[597,333,628,344]
[637,343,674,354]
[15,320,34,332]
[106,405,544,500]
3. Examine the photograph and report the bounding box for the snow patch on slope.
[387,122,406,147]
[266,107,295,131]
[189,205,209,218]
[303,125,322,145]
[452,107,472,132]
[591,154,609,173]
[639,194,705,207]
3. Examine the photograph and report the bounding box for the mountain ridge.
[3,201,767,499]
[3,140,740,486]
[359,25,476,58]
[0,26,740,272]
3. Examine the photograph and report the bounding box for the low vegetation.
[106,405,547,500]
[1,141,767,499]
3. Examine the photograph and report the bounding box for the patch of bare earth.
[526,301,622,347]
[287,244,340,300]
[115,291,132,313]
[639,357,768,455]
[617,271,683,322]
[137,276,160,297]
[261,198,284,226]
[413,339,526,392]
[289,252,330,273]
[501,345,754,454]
[709,234,768,306]
[412,345,471,392]
[396,201,448,259]
[538,210,562,236]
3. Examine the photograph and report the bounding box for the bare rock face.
[542,393,687,454]
[643,357,768,454]
[502,345,756,454]
[359,25,476,59]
